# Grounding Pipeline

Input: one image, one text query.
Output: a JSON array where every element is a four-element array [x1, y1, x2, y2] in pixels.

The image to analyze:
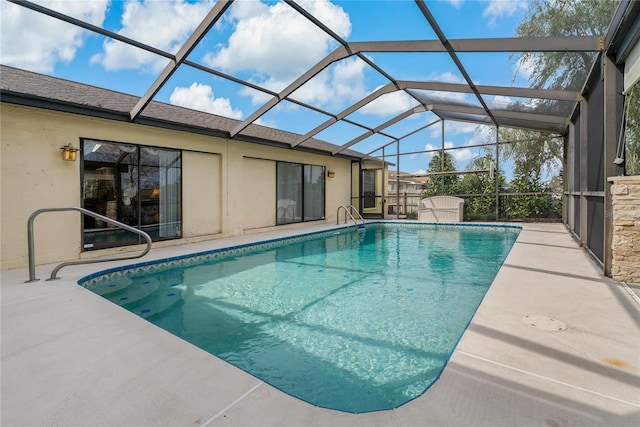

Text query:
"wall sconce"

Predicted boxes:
[[150, 188, 160, 198], [327, 170, 336, 178], [60, 143, 79, 161]]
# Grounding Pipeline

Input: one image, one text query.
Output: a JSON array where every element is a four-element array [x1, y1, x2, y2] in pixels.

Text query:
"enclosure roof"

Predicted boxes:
[[0, 0, 625, 159]]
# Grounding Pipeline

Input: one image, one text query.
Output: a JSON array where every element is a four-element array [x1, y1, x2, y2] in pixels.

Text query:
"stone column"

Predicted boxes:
[[608, 176, 640, 283]]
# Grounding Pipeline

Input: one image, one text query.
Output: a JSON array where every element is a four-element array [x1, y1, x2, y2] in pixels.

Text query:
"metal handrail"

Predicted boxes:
[[26, 207, 152, 282], [337, 205, 357, 228], [336, 205, 365, 229], [346, 205, 365, 227]]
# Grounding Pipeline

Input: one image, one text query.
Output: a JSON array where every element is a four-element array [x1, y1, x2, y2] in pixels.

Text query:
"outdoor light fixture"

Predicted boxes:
[[327, 170, 336, 178], [60, 143, 79, 161], [150, 188, 160, 198]]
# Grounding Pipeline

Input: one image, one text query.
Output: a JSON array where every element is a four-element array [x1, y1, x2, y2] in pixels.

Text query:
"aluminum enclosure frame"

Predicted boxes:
[[6, 0, 638, 276]]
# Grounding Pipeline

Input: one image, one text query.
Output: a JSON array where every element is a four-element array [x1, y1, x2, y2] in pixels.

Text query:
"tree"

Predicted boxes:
[[506, 157, 561, 219], [459, 155, 503, 221], [422, 151, 459, 197], [508, 0, 613, 183], [495, 0, 618, 218], [625, 82, 640, 175], [498, 128, 563, 181], [492, 128, 564, 219], [515, 0, 618, 90]]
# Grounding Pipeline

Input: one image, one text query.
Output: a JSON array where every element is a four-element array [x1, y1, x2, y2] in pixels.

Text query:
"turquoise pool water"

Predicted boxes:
[[82, 223, 519, 413]]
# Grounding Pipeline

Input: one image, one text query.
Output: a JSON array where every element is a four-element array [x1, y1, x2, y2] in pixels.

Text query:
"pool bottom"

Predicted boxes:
[[83, 223, 520, 413]]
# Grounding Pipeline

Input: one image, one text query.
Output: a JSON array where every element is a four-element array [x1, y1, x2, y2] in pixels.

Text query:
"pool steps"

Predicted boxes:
[[96, 277, 181, 320], [132, 290, 182, 319]]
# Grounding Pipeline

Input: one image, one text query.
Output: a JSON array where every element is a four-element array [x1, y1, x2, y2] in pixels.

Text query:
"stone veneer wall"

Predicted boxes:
[[609, 175, 640, 283]]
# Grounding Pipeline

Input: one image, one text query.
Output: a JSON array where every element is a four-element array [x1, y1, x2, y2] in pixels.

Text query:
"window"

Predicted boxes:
[[82, 139, 181, 250], [277, 162, 325, 225]]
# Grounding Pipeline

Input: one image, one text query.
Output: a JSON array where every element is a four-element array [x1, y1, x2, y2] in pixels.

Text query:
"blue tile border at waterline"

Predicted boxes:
[[78, 222, 521, 289]]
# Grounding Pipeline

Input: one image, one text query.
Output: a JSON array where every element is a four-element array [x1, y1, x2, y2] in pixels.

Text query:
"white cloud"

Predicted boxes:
[[463, 124, 496, 145], [254, 117, 275, 128], [424, 141, 474, 164], [429, 71, 465, 84], [422, 123, 497, 168], [513, 54, 536, 82], [1, 1, 107, 73], [169, 82, 243, 119], [203, 0, 354, 107], [490, 95, 513, 108], [358, 87, 418, 117], [451, 147, 474, 163], [482, 0, 528, 27], [448, 0, 464, 9], [430, 120, 481, 138], [420, 71, 473, 105], [239, 85, 273, 106], [91, 0, 214, 72], [424, 143, 440, 153], [289, 57, 367, 109]]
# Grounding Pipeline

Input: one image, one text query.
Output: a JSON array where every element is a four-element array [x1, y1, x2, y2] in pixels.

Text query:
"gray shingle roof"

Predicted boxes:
[[0, 65, 366, 159]]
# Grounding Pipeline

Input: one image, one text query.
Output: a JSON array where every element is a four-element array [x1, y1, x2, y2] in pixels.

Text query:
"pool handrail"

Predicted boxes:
[[337, 205, 365, 229], [26, 207, 152, 282]]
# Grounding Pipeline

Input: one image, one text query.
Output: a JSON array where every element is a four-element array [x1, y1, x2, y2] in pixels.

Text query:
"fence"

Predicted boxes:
[[387, 192, 422, 216], [386, 191, 562, 221]]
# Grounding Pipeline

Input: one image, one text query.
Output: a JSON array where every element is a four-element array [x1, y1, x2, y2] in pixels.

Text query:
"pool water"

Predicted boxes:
[[84, 223, 519, 413]]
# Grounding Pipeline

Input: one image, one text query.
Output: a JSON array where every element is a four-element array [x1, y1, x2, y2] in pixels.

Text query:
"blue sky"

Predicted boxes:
[[1, 0, 548, 176]]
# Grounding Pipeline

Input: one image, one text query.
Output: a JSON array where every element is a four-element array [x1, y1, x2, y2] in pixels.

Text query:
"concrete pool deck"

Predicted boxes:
[[1, 222, 639, 426]]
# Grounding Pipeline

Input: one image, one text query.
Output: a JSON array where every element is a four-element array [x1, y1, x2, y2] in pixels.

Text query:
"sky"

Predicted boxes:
[[1, 0, 551, 176]]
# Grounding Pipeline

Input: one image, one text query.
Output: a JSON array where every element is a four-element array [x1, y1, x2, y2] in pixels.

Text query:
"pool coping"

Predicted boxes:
[[2, 221, 639, 426]]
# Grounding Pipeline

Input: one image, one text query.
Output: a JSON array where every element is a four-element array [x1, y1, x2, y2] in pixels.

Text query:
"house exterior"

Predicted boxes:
[[386, 171, 428, 216], [0, 65, 386, 270]]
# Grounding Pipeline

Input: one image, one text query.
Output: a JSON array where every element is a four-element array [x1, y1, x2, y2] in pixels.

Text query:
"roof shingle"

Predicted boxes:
[[0, 65, 366, 159]]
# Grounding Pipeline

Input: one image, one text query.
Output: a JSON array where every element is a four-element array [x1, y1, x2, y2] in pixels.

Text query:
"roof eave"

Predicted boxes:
[[0, 90, 365, 161]]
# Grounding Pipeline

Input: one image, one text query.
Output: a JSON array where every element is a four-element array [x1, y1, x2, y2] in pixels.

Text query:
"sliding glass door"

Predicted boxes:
[[276, 162, 325, 225], [304, 164, 325, 221], [277, 162, 302, 225], [82, 139, 181, 250]]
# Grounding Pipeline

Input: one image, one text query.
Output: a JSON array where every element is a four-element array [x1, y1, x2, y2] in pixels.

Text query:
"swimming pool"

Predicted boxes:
[[81, 222, 520, 413]]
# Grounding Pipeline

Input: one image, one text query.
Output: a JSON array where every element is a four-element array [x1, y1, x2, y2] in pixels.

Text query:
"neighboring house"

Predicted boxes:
[[0, 65, 386, 270], [387, 171, 429, 215]]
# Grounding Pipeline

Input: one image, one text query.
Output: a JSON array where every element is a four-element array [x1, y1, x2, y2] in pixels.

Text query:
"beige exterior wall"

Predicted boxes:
[[1, 104, 354, 270], [608, 176, 640, 283], [182, 151, 222, 237], [242, 157, 276, 230]]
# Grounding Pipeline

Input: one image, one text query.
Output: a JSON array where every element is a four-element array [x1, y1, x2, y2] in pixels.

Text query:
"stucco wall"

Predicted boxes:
[[242, 157, 276, 230], [609, 175, 640, 283], [1, 104, 353, 269], [182, 151, 221, 237]]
